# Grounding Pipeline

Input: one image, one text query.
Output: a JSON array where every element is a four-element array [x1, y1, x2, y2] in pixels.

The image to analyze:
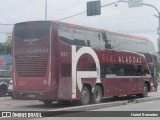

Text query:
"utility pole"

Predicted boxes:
[[87, 0, 160, 54], [127, 1, 160, 54], [45, 0, 47, 20], [107, 0, 160, 54], [156, 13, 160, 53]]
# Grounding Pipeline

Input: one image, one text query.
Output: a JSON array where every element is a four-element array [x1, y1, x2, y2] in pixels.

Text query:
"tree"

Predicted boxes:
[[0, 43, 5, 54], [157, 60, 160, 73], [4, 35, 12, 54]]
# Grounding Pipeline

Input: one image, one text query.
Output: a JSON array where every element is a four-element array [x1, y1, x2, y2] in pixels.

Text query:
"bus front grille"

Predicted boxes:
[[15, 55, 48, 77]]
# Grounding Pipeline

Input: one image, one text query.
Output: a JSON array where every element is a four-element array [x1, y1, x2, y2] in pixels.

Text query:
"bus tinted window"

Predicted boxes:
[[87, 30, 101, 48], [73, 28, 87, 46], [100, 63, 148, 78], [14, 22, 51, 40], [58, 25, 74, 44]]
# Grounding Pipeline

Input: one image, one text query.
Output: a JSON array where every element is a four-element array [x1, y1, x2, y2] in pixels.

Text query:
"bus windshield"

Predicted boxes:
[[14, 22, 51, 40]]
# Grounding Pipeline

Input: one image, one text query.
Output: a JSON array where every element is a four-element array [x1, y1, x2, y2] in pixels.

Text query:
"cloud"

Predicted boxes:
[[0, 0, 159, 51]]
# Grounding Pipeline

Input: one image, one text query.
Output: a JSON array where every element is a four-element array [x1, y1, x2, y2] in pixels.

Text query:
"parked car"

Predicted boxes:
[[0, 70, 12, 97], [0, 78, 11, 97], [8, 80, 14, 98]]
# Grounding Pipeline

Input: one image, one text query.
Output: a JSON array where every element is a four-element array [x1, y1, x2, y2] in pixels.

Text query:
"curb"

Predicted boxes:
[[132, 96, 160, 103], [42, 96, 160, 117], [52, 96, 160, 111], [52, 100, 129, 111]]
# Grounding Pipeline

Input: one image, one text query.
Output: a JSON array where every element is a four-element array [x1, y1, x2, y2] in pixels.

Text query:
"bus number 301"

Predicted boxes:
[[18, 81, 26, 86]]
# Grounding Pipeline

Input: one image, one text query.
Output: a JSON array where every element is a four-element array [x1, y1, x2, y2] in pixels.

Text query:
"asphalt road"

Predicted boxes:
[[32, 100, 160, 120], [0, 85, 159, 120], [0, 85, 159, 111], [1, 100, 160, 120], [94, 100, 160, 111]]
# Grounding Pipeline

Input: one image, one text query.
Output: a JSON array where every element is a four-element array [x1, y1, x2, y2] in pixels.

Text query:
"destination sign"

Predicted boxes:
[[101, 53, 142, 64]]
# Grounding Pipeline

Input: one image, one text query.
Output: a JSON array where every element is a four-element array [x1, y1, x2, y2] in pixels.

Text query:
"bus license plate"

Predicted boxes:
[[28, 95, 35, 97]]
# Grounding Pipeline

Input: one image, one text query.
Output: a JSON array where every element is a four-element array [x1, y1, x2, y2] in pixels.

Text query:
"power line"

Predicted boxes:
[[23, 0, 84, 21], [57, 11, 86, 21], [56, 1, 117, 21], [0, 23, 13, 26], [0, 32, 12, 34], [23, 0, 76, 14]]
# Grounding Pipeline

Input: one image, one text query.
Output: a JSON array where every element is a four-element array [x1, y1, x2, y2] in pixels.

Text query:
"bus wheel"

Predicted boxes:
[[92, 85, 102, 104], [42, 100, 53, 105], [137, 83, 148, 98], [0, 85, 8, 97], [80, 86, 90, 105]]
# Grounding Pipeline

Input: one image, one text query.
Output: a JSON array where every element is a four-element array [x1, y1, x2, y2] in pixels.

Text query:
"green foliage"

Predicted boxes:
[[0, 35, 12, 54], [4, 35, 12, 54], [157, 60, 160, 73]]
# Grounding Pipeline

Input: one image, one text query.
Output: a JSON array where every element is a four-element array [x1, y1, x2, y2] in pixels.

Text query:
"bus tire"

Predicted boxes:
[[138, 83, 148, 98], [0, 85, 8, 97], [92, 85, 102, 104], [80, 86, 90, 105], [42, 100, 53, 105]]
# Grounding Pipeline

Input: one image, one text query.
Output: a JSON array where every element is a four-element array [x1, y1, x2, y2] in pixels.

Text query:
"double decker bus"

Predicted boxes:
[[12, 21, 158, 105]]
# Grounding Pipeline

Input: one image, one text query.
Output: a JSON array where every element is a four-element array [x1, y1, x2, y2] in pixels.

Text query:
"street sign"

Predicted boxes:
[[87, 1, 101, 16], [129, 0, 143, 8]]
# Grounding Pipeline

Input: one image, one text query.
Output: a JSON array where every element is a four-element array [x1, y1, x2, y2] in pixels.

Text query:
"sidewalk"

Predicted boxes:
[[149, 83, 160, 97]]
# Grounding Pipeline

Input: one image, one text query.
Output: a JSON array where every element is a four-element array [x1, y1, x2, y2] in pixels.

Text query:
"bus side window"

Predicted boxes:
[[144, 69, 149, 75], [101, 32, 112, 49], [100, 64, 105, 78], [115, 64, 124, 76], [74, 39, 86, 46], [100, 64, 115, 78], [74, 28, 87, 46], [87, 40, 90, 47], [58, 25, 74, 45], [87, 30, 101, 48], [136, 65, 140, 76], [60, 36, 72, 45], [135, 65, 147, 76]]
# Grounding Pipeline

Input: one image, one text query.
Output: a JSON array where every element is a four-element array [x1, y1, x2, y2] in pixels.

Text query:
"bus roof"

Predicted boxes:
[[15, 20, 149, 42], [52, 20, 148, 41]]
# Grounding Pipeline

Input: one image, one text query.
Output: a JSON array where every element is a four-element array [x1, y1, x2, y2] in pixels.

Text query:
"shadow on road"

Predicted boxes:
[[20, 95, 144, 110]]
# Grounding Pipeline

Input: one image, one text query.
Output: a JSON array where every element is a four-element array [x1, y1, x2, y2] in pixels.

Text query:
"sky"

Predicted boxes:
[[0, 0, 160, 51]]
